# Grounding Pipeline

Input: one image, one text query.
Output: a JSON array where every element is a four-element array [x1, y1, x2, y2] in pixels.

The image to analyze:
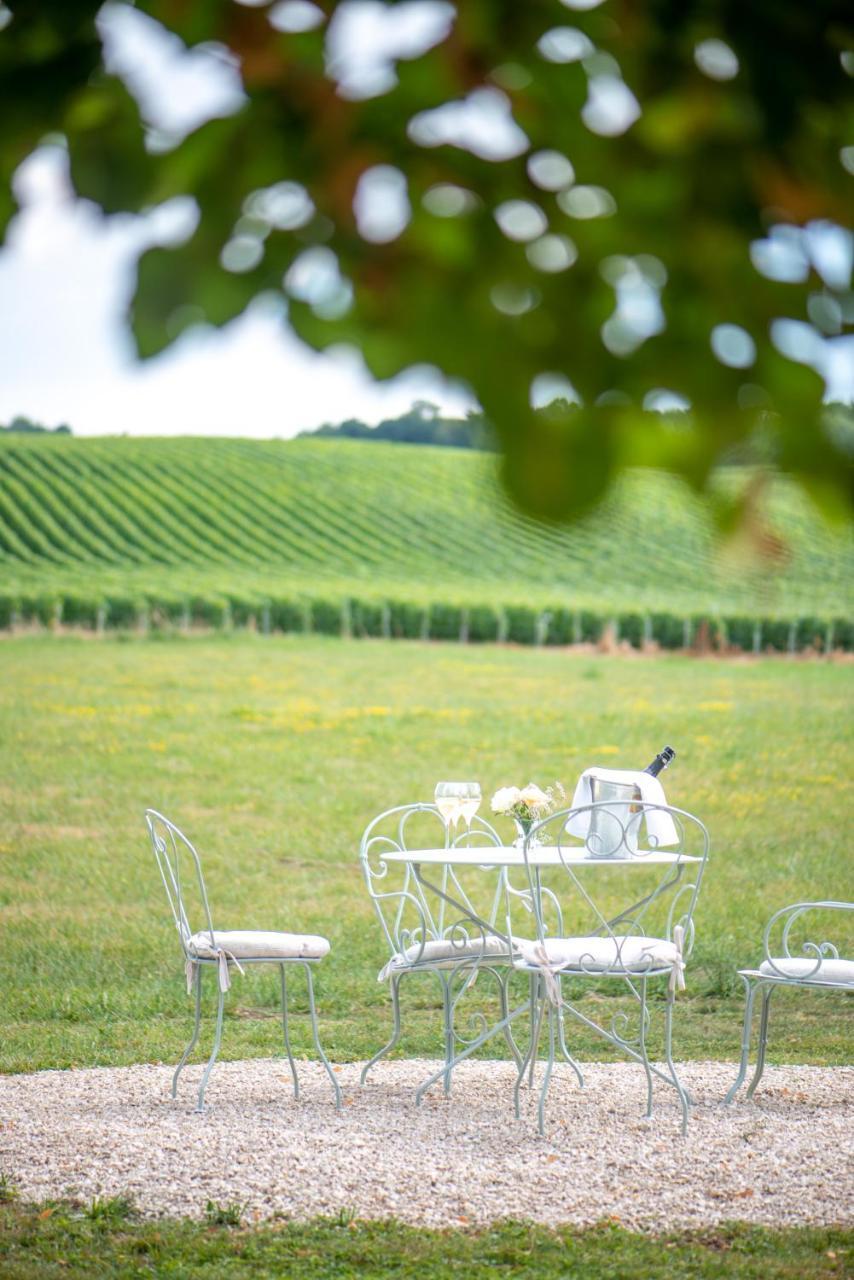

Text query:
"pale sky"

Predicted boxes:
[[0, 1, 474, 438], [0, 146, 474, 437], [0, 0, 850, 437]]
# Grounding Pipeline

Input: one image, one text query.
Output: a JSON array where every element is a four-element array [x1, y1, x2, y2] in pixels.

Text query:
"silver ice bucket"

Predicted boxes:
[[586, 777, 642, 857]]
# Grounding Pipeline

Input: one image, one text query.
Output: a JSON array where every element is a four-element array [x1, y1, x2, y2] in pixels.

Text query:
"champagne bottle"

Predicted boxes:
[[642, 745, 675, 777]]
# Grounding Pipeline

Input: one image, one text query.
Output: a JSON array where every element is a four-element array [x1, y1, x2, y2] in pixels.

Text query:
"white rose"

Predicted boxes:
[[520, 783, 549, 810], [491, 786, 521, 814]]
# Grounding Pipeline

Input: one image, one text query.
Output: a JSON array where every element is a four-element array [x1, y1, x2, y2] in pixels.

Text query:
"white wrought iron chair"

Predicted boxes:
[[145, 809, 341, 1112], [512, 799, 710, 1135], [725, 900, 853, 1104], [359, 804, 528, 1090]]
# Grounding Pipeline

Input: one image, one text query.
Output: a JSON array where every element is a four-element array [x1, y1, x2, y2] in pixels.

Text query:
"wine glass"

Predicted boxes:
[[434, 781, 481, 831], [458, 781, 482, 828]]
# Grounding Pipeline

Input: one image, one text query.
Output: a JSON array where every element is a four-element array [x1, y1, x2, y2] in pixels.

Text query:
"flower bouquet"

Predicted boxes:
[[490, 781, 565, 846]]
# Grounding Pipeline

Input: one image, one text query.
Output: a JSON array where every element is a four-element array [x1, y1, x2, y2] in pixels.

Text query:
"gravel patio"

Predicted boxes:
[[1, 1058, 851, 1230]]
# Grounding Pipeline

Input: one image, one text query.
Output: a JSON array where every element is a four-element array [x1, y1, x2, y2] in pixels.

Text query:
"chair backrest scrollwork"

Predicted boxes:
[[761, 901, 853, 982], [518, 801, 710, 959], [144, 809, 216, 956], [358, 803, 504, 962]]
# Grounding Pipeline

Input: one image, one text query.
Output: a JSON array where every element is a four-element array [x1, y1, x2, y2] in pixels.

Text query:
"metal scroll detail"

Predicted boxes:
[[145, 808, 217, 957], [724, 900, 852, 1106], [762, 900, 853, 981], [512, 800, 710, 1136], [358, 803, 520, 1088], [360, 804, 504, 966]]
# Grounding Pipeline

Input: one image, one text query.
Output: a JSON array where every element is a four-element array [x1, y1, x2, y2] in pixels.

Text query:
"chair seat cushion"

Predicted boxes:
[[378, 934, 515, 980], [758, 956, 854, 985], [187, 929, 330, 961], [517, 934, 680, 973]]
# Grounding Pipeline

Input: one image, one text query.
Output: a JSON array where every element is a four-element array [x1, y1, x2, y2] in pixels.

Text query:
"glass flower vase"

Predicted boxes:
[[513, 816, 539, 849]]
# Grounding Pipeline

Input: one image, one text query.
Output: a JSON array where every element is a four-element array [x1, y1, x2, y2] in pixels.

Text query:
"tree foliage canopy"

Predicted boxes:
[[303, 400, 494, 448], [1, 0, 852, 522]]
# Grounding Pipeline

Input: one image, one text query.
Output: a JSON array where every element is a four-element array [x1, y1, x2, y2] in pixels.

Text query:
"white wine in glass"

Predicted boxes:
[[434, 781, 481, 829], [459, 785, 482, 826]]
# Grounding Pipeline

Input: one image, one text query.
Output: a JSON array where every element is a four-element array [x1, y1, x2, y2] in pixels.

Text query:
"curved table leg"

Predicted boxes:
[[497, 968, 524, 1070], [415, 994, 532, 1107], [515, 975, 545, 1119], [537, 1000, 557, 1136], [528, 976, 546, 1089], [360, 975, 403, 1085]]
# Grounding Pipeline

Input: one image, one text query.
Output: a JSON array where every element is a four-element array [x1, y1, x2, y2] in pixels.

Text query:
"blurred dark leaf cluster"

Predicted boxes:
[[1, 0, 851, 524]]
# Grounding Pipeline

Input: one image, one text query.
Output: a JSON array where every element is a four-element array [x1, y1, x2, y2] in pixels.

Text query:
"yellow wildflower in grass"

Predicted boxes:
[[47, 704, 99, 717], [630, 698, 653, 712], [284, 717, 319, 733]]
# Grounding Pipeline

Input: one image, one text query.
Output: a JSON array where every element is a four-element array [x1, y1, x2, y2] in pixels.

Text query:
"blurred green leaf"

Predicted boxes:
[[1, 0, 851, 523]]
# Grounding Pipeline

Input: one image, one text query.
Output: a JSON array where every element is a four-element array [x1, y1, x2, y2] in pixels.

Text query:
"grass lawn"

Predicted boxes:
[[1, 634, 851, 1072], [2, 635, 851, 1274], [0, 1197, 849, 1279]]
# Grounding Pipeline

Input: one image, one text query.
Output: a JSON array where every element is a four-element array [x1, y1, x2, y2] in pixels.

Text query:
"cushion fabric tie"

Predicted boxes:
[[531, 942, 562, 1006], [185, 947, 246, 993], [216, 946, 246, 993], [670, 923, 686, 995]]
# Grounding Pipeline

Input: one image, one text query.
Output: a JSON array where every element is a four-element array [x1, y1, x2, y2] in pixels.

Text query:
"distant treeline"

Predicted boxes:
[[1, 416, 71, 435], [302, 401, 495, 450], [300, 400, 854, 459]]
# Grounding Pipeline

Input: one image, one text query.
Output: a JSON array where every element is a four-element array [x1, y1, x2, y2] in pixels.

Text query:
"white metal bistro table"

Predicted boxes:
[[383, 846, 698, 868], [382, 842, 702, 1105]]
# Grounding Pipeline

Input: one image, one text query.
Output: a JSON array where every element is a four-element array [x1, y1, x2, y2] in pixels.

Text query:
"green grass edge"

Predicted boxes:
[[0, 1195, 850, 1279]]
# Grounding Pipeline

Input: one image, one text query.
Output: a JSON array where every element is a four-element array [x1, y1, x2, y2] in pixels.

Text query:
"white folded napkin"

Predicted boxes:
[[566, 767, 679, 847]]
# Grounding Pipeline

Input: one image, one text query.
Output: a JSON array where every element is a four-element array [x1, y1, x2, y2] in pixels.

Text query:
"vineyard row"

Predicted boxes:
[[1, 590, 850, 653]]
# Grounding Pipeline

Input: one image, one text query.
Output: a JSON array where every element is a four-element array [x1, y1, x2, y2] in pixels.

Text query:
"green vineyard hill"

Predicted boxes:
[[0, 434, 850, 650]]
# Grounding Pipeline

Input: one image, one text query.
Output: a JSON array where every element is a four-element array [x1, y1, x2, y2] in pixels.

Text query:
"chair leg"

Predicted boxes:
[[746, 985, 775, 1100], [663, 989, 690, 1137], [195, 982, 225, 1113], [441, 975, 453, 1096], [280, 964, 299, 1100], [498, 969, 524, 1071], [724, 975, 759, 1105], [537, 1000, 557, 1136], [528, 975, 545, 1088], [515, 974, 537, 1096], [515, 975, 544, 1119], [360, 975, 402, 1085], [303, 963, 342, 1110], [556, 977, 585, 1089], [172, 963, 203, 1098], [638, 977, 654, 1119]]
